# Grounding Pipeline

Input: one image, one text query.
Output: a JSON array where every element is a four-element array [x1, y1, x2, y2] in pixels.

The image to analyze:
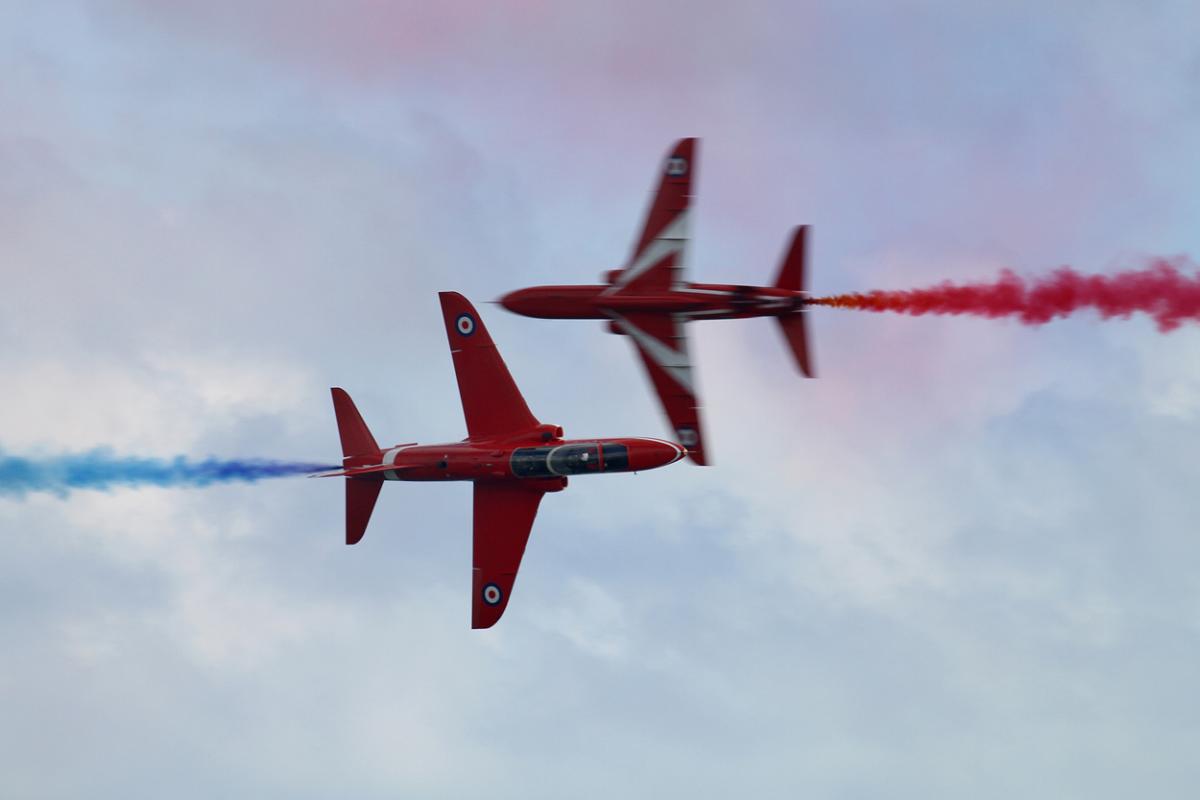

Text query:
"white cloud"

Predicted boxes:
[[0, 353, 318, 453], [1131, 330, 1200, 420], [531, 576, 631, 661]]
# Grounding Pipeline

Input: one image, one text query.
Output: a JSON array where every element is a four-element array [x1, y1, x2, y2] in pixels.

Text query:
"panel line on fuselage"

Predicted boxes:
[[681, 287, 733, 296]]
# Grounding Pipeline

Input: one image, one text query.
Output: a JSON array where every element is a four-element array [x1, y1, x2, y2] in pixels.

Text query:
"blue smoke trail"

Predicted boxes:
[[0, 448, 338, 498]]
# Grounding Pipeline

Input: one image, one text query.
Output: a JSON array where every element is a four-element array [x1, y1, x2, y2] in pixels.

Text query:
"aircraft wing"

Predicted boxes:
[[472, 482, 545, 629], [609, 311, 707, 465], [605, 138, 695, 296], [439, 292, 540, 440]]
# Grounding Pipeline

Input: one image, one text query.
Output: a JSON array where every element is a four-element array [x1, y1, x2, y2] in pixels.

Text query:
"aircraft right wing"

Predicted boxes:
[[608, 310, 707, 465], [605, 138, 696, 296], [472, 482, 545, 629]]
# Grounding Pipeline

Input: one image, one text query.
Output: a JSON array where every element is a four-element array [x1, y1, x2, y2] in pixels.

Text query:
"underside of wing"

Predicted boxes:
[[472, 482, 546, 629], [439, 292, 540, 440], [610, 311, 708, 465], [606, 138, 695, 296]]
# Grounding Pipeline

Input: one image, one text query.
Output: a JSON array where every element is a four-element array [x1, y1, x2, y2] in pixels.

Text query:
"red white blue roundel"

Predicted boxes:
[[456, 313, 476, 336], [482, 583, 503, 606], [676, 426, 699, 447]]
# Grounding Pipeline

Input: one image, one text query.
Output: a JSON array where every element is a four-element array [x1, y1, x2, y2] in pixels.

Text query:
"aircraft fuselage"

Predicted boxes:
[[500, 282, 808, 321], [342, 436, 685, 483]]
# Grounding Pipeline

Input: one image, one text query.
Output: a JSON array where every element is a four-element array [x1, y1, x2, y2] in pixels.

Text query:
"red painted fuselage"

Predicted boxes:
[[500, 282, 807, 322], [342, 435, 684, 484]]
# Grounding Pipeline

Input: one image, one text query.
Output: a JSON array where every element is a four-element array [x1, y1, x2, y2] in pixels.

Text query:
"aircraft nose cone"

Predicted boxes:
[[627, 438, 686, 471], [498, 288, 534, 315]]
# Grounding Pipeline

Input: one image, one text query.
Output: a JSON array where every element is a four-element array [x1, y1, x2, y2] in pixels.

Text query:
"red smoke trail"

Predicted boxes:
[[809, 258, 1200, 332]]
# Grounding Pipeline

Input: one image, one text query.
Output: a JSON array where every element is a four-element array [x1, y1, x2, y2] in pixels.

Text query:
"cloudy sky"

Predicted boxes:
[[3, 1, 1200, 796]]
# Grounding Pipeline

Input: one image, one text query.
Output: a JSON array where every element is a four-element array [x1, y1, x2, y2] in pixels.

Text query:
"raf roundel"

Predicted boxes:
[[482, 583, 504, 606], [455, 313, 477, 337], [665, 156, 688, 177]]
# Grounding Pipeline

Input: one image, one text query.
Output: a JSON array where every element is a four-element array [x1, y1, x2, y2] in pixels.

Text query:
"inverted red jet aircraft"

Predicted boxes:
[[500, 138, 814, 465], [318, 292, 685, 628]]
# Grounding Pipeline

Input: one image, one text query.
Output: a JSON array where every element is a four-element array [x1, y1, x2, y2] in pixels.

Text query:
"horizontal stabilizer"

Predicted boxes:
[[346, 477, 383, 545], [773, 226, 815, 377], [777, 314, 815, 378], [329, 388, 387, 544], [773, 225, 808, 292], [331, 388, 380, 458]]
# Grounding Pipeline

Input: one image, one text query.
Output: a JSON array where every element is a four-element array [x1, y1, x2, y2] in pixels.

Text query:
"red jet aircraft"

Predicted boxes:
[[499, 138, 814, 465], [318, 292, 685, 628]]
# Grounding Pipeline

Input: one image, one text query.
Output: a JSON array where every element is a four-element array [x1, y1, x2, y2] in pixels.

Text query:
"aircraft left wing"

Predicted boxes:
[[608, 311, 707, 465], [439, 291, 540, 440], [472, 482, 545, 629], [604, 138, 695, 296]]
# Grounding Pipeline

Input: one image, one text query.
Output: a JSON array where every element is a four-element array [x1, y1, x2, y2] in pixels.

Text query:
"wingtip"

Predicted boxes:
[[472, 601, 504, 629], [438, 290, 479, 312], [670, 137, 698, 160]]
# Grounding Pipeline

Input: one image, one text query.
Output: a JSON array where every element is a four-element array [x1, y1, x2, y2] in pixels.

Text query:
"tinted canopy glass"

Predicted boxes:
[[511, 443, 630, 478], [547, 444, 601, 475]]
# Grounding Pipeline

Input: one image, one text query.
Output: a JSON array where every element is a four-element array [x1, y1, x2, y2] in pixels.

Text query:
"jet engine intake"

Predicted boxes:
[[534, 423, 564, 442]]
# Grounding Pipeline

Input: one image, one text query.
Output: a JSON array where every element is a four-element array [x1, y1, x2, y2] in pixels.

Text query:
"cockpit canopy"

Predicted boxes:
[[511, 443, 630, 477]]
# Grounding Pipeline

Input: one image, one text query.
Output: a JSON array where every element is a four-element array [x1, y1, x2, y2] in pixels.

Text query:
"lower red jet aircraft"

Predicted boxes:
[[499, 138, 814, 465], [318, 292, 685, 628]]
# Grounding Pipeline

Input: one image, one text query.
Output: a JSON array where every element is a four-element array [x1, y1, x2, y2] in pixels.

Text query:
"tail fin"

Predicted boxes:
[[330, 388, 384, 545], [773, 227, 816, 378]]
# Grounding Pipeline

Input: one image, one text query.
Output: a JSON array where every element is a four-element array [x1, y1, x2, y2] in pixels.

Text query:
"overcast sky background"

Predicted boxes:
[[3, 1, 1200, 797]]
